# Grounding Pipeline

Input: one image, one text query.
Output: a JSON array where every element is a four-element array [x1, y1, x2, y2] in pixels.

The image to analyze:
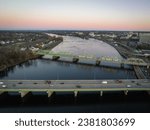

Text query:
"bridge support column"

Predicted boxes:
[[96, 60, 101, 66], [124, 90, 128, 95], [72, 57, 79, 63], [19, 91, 31, 102], [47, 91, 53, 98], [19, 91, 29, 98], [147, 66, 149, 69], [100, 91, 103, 96], [120, 63, 124, 68], [52, 56, 60, 61], [74, 91, 78, 97], [74, 91, 78, 103]]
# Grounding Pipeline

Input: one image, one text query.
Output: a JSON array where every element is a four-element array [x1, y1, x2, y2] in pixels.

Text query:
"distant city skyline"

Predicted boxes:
[[0, 0, 150, 31]]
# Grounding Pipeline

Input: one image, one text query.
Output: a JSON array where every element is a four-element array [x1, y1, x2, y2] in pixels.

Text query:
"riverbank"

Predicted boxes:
[[0, 32, 63, 72], [0, 54, 41, 72]]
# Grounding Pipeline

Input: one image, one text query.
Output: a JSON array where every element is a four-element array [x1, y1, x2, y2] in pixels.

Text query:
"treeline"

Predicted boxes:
[[71, 33, 89, 39], [0, 46, 36, 71]]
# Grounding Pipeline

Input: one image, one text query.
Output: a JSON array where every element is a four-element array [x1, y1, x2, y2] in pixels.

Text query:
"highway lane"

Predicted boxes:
[[0, 80, 150, 91]]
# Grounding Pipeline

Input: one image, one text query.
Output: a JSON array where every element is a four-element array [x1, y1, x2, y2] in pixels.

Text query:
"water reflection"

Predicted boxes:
[[0, 59, 137, 80]]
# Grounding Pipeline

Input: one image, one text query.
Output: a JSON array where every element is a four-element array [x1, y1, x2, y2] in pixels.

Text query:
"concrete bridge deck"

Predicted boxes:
[[0, 80, 150, 97]]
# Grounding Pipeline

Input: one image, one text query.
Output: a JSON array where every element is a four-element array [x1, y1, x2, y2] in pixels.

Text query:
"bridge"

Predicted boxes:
[[36, 50, 150, 68], [0, 79, 150, 98]]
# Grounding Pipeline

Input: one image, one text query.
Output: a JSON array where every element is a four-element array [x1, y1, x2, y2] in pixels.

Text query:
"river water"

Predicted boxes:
[[0, 35, 136, 80], [51, 35, 122, 58]]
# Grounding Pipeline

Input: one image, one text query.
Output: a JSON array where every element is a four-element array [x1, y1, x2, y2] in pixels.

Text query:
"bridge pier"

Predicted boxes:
[[19, 91, 32, 102], [52, 56, 60, 61], [96, 60, 101, 66], [74, 91, 78, 103], [19, 91, 30, 98], [74, 91, 78, 97], [100, 91, 103, 96], [47, 91, 53, 98], [124, 90, 128, 95], [72, 57, 79, 63], [120, 63, 124, 68]]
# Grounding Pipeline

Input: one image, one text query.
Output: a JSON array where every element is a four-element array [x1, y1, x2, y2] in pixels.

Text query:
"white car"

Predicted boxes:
[[0, 82, 4, 85], [127, 85, 131, 87], [2, 85, 7, 88], [102, 81, 108, 84]]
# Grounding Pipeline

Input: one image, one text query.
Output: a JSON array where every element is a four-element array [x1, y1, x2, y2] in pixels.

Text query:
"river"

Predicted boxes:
[[0, 35, 136, 80]]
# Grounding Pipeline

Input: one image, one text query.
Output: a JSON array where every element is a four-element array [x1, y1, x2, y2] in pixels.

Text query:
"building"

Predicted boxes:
[[139, 33, 150, 44], [127, 33, 140, 47]]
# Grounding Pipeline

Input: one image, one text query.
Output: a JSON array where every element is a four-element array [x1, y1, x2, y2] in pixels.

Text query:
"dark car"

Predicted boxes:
[[46, 80, 51, 84]]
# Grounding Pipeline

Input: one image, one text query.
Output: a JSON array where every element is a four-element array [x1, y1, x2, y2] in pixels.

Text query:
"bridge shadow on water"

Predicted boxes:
[[0, 91, 149, 113]]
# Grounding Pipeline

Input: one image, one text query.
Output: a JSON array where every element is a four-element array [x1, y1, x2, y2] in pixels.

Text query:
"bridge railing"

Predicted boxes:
[[36, 50, 150, 66]]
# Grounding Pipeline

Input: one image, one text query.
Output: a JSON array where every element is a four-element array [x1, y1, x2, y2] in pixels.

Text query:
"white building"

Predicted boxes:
[[20, 48, 27, 51], [0, 41, 5, 45], [30, 47, 39, 52]]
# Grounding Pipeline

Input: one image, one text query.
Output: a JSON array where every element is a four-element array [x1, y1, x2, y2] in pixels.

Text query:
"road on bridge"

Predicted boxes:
[[0, 80, 150, 92]]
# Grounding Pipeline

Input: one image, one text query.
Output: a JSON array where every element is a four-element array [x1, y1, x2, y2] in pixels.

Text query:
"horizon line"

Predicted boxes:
[[0, 29, 150, 32]]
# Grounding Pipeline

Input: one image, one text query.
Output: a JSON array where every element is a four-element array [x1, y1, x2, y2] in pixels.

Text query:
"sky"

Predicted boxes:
[[0, 0, 150, 31]]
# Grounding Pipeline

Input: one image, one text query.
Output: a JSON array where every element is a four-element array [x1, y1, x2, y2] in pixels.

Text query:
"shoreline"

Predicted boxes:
[[93, 37, 128, 59], [0, 54, 41, 72]]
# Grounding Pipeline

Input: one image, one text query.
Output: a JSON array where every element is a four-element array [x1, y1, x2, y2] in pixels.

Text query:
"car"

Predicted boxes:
[[102, 81, 108, 84], [115, 80, 122, 83], [127, 84, 131, 87], [2, 85, 7, 88], [76, 85, 81, 88], [50, 84, 54, 87], [0, 82, 4, 85], [46, 80, 51, 84], [136, 83, 141, 86]]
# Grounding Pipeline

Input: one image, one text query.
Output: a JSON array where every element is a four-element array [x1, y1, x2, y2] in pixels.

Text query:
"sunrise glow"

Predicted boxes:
[[0, 0, 150, 31]]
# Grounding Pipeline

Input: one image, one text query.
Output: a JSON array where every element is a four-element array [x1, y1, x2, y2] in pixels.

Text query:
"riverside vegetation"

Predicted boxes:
[[0, 32, 63, 71]]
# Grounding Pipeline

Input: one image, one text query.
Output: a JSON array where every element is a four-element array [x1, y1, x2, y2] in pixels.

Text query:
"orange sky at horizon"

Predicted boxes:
[[0, 0, 150, 31], [1, 17, 149, 31]]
